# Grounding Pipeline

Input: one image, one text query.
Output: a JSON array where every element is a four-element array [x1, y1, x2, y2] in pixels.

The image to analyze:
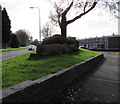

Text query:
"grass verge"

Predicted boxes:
[[0, 47, 27, 52], [2, 48, 100, 89]]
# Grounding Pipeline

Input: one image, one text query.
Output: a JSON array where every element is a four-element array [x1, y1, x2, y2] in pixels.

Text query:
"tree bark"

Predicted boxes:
[[61, 22, 67, 37], [60, 14, 67, 37]]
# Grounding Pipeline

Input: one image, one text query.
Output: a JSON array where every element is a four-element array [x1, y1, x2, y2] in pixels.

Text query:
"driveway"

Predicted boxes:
[[50, 52, 119, 103], [1, 49, 29, 61]]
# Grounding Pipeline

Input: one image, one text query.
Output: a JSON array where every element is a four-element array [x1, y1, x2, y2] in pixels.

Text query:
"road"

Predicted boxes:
[[50, 52, 119, 103], [1, 49, 29, 61]]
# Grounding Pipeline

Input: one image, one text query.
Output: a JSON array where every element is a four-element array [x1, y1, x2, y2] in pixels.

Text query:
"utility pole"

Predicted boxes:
[[30, 7, 41, 43]]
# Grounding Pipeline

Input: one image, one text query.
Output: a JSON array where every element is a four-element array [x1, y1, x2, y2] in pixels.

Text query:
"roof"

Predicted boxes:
[[79, 35, 120, 40]]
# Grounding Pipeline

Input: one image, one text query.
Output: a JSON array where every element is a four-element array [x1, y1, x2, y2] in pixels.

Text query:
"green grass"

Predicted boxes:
[[2, 48, 100, 89], [0, 47, 27, 52]]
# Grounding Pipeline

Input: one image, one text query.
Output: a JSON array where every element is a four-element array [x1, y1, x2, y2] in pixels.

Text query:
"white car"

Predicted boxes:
[[28, 45, 35, 51]]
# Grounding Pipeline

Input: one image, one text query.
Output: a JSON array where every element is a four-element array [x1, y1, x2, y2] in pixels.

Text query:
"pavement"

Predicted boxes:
[[50, 52, 119, 103], [1, 49, 29, 61]]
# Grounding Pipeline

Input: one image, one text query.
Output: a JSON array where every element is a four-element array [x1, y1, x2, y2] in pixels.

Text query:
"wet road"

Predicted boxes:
[[1, 49, 28, 61], [50, 52, 119, 103]]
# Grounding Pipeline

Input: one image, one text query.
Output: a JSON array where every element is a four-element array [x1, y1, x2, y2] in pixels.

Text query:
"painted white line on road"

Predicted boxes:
[[90, 77, 120, 84]]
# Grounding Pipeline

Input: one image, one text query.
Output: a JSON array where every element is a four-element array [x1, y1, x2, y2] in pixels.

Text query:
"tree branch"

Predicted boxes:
[[62, 1, 74, 15], [84, 2, 88, 12], [58, 14, 61, 27], [67, 2, 98, 24], [55, 7, 61, 27]]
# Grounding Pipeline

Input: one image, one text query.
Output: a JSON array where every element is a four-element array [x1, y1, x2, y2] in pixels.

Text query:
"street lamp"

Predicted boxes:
[[30, 7, 41, 42]]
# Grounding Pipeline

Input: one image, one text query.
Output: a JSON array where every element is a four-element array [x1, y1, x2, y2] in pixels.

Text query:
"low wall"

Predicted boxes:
[[2, 54, 104, 103], [85, 48, 120, 52]]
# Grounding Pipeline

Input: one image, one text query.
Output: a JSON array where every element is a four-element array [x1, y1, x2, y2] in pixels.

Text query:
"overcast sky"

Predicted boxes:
[[0, 0, 118, 40]]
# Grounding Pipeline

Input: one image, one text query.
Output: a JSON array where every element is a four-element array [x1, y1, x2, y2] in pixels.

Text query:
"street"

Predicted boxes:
[[50, 52, 119, 103], [1, 49, 29, 61]]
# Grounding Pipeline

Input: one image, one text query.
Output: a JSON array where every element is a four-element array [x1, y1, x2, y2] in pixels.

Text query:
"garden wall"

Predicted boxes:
[[2, 54, 104, 103]]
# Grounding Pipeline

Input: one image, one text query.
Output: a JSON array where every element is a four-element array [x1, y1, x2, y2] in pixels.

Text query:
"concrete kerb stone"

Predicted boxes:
[[2, 53, 104, 103], [2, 80, 35, 98]]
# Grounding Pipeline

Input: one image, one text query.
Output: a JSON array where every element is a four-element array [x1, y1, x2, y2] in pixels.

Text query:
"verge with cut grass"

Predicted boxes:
[[0, 47, 27, 52], [2, 48, 100, 89]]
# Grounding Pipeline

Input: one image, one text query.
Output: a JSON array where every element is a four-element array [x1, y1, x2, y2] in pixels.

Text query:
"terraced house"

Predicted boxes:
[[79, 34, 120, 51]]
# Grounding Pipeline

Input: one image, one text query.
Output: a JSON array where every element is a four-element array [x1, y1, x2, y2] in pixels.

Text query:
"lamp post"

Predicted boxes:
[[30, 7, 41, 42]]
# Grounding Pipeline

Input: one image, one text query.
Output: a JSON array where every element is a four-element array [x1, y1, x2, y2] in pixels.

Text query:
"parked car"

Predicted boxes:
[[28, 45, 35, 51]]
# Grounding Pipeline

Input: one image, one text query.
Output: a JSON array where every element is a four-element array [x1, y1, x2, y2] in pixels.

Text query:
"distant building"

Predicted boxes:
[[79, 34, 120, 51]]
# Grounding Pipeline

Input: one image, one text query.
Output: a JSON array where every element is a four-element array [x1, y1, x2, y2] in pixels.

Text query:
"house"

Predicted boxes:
[[79, 34, 120, 51]]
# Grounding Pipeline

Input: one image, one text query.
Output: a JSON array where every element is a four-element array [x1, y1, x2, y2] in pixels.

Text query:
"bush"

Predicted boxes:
[[31, 39, 39, 46], [36, 43, 79, 56], [37, 44, 71, 56], [37, 35, 79, 56], [10, 34, 19, 48], [42, 35, 79, 48]]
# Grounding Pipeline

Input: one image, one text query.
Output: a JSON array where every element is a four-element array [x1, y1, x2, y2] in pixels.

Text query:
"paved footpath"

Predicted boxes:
[[50, 52, 119, 103]]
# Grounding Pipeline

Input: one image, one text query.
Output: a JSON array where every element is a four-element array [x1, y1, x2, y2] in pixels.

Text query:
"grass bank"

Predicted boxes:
[[2, 48, 100, 89], [0, 47, 27, 52]]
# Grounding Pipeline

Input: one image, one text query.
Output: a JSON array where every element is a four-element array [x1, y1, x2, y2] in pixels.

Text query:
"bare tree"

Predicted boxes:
[[42, 22, 55, 39], [49, 0, 119, 37]]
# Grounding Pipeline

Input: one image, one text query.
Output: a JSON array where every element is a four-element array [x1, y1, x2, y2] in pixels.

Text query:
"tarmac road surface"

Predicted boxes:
[[1, 49, 29, 61], [50, 52, 119, 103]]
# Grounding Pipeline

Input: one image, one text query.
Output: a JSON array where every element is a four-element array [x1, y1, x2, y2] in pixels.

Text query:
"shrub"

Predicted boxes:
[[31, 39, 39, 46], [36, 44, 70, 56], [37, 35, 79, 56], [36, 43, 79, 56], [42, 34, 79, 48]]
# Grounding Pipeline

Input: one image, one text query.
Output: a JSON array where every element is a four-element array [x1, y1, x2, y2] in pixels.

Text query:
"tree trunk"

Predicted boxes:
[[60, 14, 67, 37], [61, 23, 67, 37]]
